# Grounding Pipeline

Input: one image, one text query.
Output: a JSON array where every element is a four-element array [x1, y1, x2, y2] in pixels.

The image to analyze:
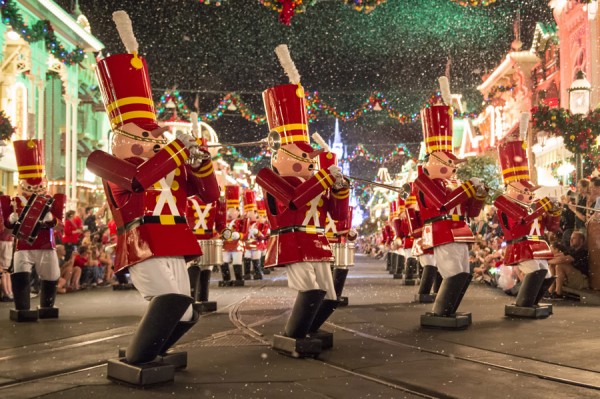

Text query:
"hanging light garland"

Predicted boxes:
[[0, 0, 85, 65], [449, 0, 498, 6]]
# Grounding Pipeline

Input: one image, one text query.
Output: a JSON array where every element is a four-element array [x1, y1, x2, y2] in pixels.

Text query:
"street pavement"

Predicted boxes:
[[0, 254, 599, 399]]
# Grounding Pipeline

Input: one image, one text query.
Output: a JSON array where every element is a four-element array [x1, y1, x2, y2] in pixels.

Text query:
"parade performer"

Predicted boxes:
[[186, 112, 225, 313], [0, 139, 66, 322], [86, 11, 220, 385], [242, 189, 264, 280], [256, 44, 348, 356], [414, 77, 488, 329], [494, 113, 561, 318], [0, 217, 13, 302], [220, 185, 246, 286], [317, 145, 353, 307], [382, 219, 395, 273], [256, 199, 271, 275], [393, 196, 419, 285], [407, 175, 441, 303]]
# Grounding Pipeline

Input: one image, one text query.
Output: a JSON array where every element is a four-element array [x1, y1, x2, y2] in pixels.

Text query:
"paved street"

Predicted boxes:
[[1, 254, 599, 399]]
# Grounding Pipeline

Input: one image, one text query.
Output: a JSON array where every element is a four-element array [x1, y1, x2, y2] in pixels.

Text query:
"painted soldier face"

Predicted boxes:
[[227, 207, 240, 221], [19, 178, 47, 196], [424, 151, 459, 179], [247, 210, 258, 222], [272, 143, 320, 180], [506, 181, 536, 204], [111, 122, 169, 160]]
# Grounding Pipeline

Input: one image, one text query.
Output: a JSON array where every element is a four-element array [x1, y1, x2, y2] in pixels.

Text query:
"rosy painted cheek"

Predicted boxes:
[[292, 163, 302, 172], [131, 144, 144, 155], [517, 194, 524, 201], [440, 167, 448, 175]]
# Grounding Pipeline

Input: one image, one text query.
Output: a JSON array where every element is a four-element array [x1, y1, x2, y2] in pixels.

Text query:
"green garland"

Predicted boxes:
[[0, 0, 85, 65], [532, 105, 600, 156], [0, 110, 15, 141]]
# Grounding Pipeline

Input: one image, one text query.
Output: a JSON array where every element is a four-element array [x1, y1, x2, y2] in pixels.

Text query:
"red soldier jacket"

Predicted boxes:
[[223, 217, 247, 252], [86, 139, 220, 272], [256, 167, 348, 267], [186, 196, 225, 240], [494, 195, 561, 265], [323, 190, 351, 245], [0, 193, 66, 251], [414, 174, 485, 249], [245, 220, 262, 250], [255, 221, 270, 251]]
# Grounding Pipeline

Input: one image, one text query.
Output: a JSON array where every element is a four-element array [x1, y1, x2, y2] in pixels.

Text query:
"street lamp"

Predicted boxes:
[[568, 70, 591, 181]]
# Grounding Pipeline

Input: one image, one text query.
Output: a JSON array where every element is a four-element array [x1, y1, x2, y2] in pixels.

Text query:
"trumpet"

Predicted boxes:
[[187, 131, 282, 164], [343, 175, 409, 196]]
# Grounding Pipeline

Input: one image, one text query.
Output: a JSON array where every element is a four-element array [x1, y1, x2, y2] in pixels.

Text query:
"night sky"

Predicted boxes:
[[57, 0, 553, 177]]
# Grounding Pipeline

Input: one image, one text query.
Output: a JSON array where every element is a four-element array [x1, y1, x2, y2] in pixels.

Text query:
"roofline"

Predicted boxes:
[[477, 55, 515, 93], [19, 0, 104, 52]]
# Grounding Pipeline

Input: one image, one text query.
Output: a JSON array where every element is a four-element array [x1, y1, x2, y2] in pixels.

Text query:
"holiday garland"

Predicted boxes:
[[450, 0, 497, 6], [531, 105, 600, 155], [0, 0, 85, 65], [0, 110, 15, 141]]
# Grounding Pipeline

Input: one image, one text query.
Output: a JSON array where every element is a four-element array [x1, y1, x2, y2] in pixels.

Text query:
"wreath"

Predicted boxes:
[[532, 105, 600, 155], [0, 111, 15, 142]]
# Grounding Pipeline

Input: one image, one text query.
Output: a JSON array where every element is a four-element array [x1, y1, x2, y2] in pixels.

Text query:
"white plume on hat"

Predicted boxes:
[[519, 112, 530, 140], [311, 132, 330, 151], [275, 44, 300, 85], [190, 112, 199, 137], [438, 76, 452, 105], [113, 11, 139, 54]]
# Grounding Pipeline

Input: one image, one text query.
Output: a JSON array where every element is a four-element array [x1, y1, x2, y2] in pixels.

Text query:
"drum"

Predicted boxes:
[[13, 194, 55, 245], [332, 243, 354, 267], [199, 239, 223, 266]]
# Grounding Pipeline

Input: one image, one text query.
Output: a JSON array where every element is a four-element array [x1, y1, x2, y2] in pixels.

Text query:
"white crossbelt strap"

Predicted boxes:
[[324, 212, 337, 234], [152, 171, 180, 217], [529, 218, 541, 236], [302, 194, 322, 226], [190, 198, 211, 230], [449, 204, 462, 216]]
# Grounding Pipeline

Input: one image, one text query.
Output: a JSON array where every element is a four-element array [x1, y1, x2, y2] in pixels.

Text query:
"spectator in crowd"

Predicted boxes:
[[560, 190, 577, 247], [548, 231, 589, 298], [56, 245, 79, 293], [0, 222, 13, 302], [63, 210, 82, 261], [589, 177, 600, 212], [570, 178, 590, 231], [74, 246, 95, 288], [83, 207, 97, 234]]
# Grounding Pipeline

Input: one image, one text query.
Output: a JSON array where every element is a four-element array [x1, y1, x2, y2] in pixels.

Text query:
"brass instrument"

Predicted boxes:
[[188, 131, 281, 164]]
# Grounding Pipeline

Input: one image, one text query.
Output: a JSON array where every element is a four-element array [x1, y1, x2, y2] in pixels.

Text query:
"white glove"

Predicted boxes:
[[43, 212, 54, 223], [231, 231, 241, 241], [250, 228, 259, 236], [175, 131, 198, 150], [8, 212, 19, 224], [328, 165, 344, 183], [469, 177, 483, 188]]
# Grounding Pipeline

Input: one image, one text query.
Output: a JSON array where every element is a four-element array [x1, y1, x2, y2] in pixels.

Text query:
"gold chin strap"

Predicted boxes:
[[279, 147, 318, 164], [430, 153, 455, 168], [114, 128, 168, 144]]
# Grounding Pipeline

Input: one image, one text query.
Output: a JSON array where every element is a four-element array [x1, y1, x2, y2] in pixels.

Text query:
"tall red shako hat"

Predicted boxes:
[[262, 45, 314, 154], [243, 189, 257, 213], [14, 139, 45, 185], [498, 112, 539, 191], [421, 77, 463, 163], [95, 11, 161, 133], [225, 185, 241, 210]]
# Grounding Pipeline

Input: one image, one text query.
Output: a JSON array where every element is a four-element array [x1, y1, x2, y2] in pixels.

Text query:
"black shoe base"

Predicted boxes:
[[107, 358, 175, 386], [414, 293, 436, 304], [393, 274, 403, 280], [243, 274, 252, 280], [194, 301, 217, 313], [308, 330, 333, 350], [403, 279, 417, 286], [231, 280, 245, 287], [338, 296, 349, 307], [272, 334, 322, 358], [38, 306, 59, 319], [263, 269, 271, 275], [420, 312, 472, 329], [10, 308, 38, 322], [505, 304, 551, 319], [218, 281, 232, 287], [159, 351, 187, 369]]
